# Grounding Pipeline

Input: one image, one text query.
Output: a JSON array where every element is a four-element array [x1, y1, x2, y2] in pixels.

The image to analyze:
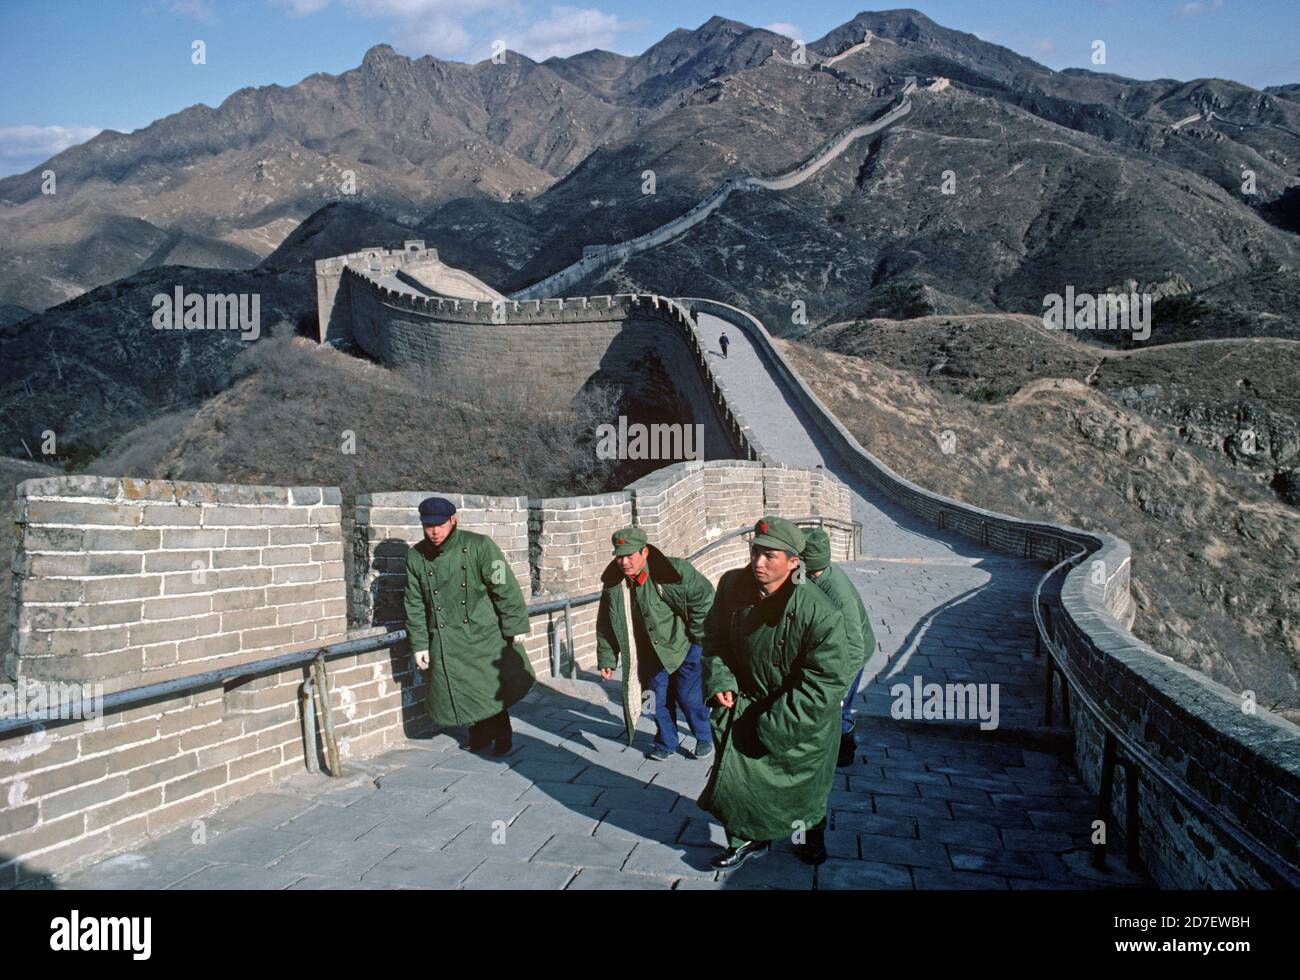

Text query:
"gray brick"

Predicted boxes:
[[360, 847, 483, 888], [533, 833, 638, 870], [273, 839, 396, 879], [857, 833, 951, 869], [281, 804, 388, 842], [461, 859, 575, 890], [191, 826, 310, 867], [949, 847, 1045, 879], [167, 865, 304, 890], [912, 868, 1010, 890], [566, 867, 674, 890], [817, 858, 912, 889], [622, 840, 717, 879]]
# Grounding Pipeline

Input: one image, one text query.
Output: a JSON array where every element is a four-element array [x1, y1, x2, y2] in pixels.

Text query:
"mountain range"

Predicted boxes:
[[2, 9, 1297, 325]]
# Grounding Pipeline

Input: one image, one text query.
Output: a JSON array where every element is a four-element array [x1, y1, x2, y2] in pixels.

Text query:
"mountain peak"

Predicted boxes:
[[361, 43, 405, 68], [697, 15, 751, 35]]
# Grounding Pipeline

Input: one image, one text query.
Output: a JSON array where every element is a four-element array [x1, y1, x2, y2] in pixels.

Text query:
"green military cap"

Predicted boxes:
[[611, 526, 647, 557], [801, 527, 832, 572], [751, 515, 805, 555]]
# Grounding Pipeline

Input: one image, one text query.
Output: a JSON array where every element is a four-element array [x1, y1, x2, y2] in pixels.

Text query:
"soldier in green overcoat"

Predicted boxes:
[[403, 497, 533, 755], [799, 527, 877, 863], [802, 527, 876, 767], [698, 516, 854, 870], [594, 527, 716, 757]]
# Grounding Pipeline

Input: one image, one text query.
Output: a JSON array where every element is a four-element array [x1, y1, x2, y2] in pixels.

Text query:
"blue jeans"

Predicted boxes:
[[643, 643, 712, 752], [842, 666, 865, 735]]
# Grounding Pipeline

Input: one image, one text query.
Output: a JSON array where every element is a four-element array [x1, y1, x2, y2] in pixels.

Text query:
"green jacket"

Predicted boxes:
[[697, 568, 853, 842], [808, 562, 875, 673], [403, 526, 534, 727], [595, 545, 715, 743]]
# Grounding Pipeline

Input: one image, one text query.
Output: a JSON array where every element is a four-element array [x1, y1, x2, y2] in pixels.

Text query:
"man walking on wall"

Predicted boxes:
[[595, 527, 716, 760], [698, 516, 853, 870], [404, 497, 533, 755]]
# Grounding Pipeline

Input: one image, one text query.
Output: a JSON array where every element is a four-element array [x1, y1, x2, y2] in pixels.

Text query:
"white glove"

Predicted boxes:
[[412, 648, 429, 670]]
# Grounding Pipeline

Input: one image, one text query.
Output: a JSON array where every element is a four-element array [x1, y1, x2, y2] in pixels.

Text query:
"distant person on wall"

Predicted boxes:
[[404, 497, 533, 756], [719, 331, 730, 358], [801, 528, 875, 773], [698, 517, 853, 870], [595, 527, 716, 760]]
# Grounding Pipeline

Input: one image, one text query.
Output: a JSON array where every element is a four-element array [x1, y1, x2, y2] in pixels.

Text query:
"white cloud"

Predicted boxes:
[[0, 125, 104, 177], [1177, 0, 1225, 17], [165, 0, 215, 19], [290, 0, 636, 61], [762, 22, 803, 41], [272, 0, 331, 15], [344, 0, 509, 17], [0, 125, 104, 162], [398, 16, 474, 58], [499, 6, 632, 60]]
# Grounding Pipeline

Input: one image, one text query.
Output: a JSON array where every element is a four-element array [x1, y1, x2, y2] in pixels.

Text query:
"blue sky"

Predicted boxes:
[[1, 0, 1297, 177]]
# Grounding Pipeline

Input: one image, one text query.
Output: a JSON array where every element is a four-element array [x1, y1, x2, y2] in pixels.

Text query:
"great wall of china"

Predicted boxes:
[[2, 74, 1296, 891]]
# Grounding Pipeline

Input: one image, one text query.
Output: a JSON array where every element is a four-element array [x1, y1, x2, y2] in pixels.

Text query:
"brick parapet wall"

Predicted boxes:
[[9, 477, 346, 694], [336, 270, 765, 465]]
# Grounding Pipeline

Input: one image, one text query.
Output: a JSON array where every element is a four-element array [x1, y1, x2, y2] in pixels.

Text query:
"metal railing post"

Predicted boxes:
[[299, 678, 319, 774], [312, 654, 342, 777], [564, 601, 576, 679]]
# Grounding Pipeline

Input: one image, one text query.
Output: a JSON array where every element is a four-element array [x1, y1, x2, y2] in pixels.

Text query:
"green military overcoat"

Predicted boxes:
[[402, 525, 534, 727], [697, 569, 853, 841], [595, 545, 715, 743], [810, 562, 876, 674]]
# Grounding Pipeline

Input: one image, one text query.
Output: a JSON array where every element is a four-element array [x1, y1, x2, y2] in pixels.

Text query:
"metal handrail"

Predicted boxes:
[[1032, 551, 1300, 887], [0, 515, 860, 736]]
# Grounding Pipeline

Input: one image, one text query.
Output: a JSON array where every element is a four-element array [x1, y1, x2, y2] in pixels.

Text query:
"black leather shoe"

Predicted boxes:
[[466, 732, 492, 752], [837, 731, 856, 767], [711, 839, 769, 870], [492, 735, 512, 756]]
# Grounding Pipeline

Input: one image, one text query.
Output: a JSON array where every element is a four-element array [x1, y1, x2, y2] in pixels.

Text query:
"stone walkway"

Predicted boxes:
[[56, 681, 1139, 890], [696, 310, 1061, 730], [50, 309, 1153, 890]]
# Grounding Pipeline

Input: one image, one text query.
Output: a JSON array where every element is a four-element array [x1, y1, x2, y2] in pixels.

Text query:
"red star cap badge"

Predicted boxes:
[[758, 521, 768, 533], [616, 537, 626, 544]]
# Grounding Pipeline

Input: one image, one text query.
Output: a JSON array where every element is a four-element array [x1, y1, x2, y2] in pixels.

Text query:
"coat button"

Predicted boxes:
[[438, 624, 445, 630], [463, 618, 468, 624], [462, 547, 467, 553], [461, 564, 466, 570], [461, 599, 466, 604], [433, 590, 438, 595]]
